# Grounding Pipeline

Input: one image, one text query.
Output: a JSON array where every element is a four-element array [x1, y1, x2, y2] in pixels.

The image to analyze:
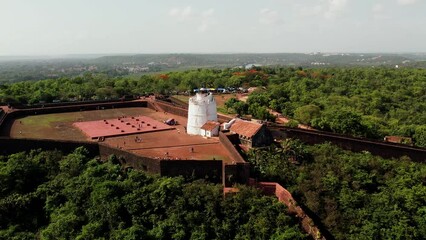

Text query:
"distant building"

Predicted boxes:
[[200, 121, 220, 137], [226, 119, 273, 148], [245, 63, 262, 69]]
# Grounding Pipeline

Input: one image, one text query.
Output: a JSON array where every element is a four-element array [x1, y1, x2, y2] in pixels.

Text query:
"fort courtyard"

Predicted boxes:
[[7, 107, 237, 164]]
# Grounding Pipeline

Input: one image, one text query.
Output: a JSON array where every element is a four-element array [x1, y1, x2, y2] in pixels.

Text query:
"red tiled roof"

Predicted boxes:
[[201, 121, 220, 131], [384, 136, 412, 144], [229, 120, 262, 138]]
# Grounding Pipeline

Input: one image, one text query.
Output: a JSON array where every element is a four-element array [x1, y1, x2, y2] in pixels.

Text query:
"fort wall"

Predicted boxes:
[[160, 160, 222, 183], [218, 132, 246, 163], [8, 99, 140, 109], [151, 98, 426, 162], [168, 96, 188, 108], [223, 163, 250, 187], [277, 127, 426, 162], [98, 143, 162, 173], [0, 136, 223, 181], [2, 100, 425, 164], [249, 179, 326, 240], [0, 137, 100, 158], [0, 100, 227, 183], [6, 100, 146, 115], [219, 131, 250, 187], [0, 109, 5, 126], [149, 100, 189, 118]]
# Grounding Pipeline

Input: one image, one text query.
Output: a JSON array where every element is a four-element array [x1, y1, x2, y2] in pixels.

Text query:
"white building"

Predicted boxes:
[[187, 93, 217, 135], [200, 121, 220, 137]]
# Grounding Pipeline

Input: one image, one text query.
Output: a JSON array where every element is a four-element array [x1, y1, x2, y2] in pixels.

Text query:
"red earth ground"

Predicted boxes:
[[9, 107, 240, 164], [73, 116, 174, 139]]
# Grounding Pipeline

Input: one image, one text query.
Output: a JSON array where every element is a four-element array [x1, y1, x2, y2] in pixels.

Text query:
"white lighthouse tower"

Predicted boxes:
[[187, 92, 217, 135]]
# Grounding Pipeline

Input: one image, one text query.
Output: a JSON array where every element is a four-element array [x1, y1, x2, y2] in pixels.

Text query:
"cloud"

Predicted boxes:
[[372, 3, 391, 20], [397, 0, 418, 5], [202, 8, 214, 17], [198, 9, 215, 32], [200, 9, 216, 32], [198, 23, 208, 32], [295, 0, 347, 19], [169, 6, 215, 32], [259, 8, 283, 25], [298, 4, 323, 17], [323, 0, 348, 19], [169, 6, 193, 21], [372, 3, 383, 13]]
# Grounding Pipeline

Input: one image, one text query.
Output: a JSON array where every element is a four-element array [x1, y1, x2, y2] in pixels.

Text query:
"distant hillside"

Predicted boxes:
[[1, 53, 426, 82], [407, 60, 426, 68], [90, 53, 423, 68]]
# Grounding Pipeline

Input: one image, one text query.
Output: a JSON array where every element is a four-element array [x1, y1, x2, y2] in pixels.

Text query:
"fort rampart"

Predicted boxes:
[[4, 98, 424, 163], [218, 132, 246, 163], [168, 96, 188, 108], [276, 127, 426, 162], [98, 143, 162, 173], [7, 99, 136, 109], [160, 160, 222, 183], [0, 137, 100, 158], [149, 100, 189, 118], [0, 136, 223, 181], [248, 179, 326, 240], [0, 109, 5, 126], [144, 99, 426, 163], [0, 100, 227, 181], [218, 131, 250, 186]]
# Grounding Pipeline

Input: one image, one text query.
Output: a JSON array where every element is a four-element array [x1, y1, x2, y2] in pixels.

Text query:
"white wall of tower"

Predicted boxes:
[[187, 93, 217, 135]]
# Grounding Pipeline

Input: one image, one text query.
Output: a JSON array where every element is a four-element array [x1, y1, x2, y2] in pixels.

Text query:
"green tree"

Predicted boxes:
[[413, 126, 426, 147], [293, 104, 321, 125], [1, 148, 306, 239]]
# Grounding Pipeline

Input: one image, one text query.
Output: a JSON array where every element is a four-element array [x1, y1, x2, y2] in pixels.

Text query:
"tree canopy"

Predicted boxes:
[[247, 140, 426, 239], [1, 66, 425, 145], [0, 148, 306, 239]]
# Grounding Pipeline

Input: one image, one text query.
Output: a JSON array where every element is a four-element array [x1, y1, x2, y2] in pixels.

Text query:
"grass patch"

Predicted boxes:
[[11, 108, 152, 140], [21, 113, 81, 128], [217, 106, 235, 115], [172, 95, 190, 103]]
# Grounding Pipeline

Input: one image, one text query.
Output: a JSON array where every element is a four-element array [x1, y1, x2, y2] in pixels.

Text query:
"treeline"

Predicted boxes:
[[247, 140, 426, 239], [0, 68, 271, 104], [0, 67, 425, 146], [245, 67, 426, 147], [0, 148, 306, 239]]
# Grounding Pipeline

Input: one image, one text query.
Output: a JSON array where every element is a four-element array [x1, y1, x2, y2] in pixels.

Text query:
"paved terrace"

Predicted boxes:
[[73, 116, 174, 139], [102, 110, 238, 164]]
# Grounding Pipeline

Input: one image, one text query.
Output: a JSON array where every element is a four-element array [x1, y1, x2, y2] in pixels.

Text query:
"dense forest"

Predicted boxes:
[[247, 140, 426, 239], [1, 64, 425, 239], [1, 67, 425, 146], [0, 148, 306, 239]]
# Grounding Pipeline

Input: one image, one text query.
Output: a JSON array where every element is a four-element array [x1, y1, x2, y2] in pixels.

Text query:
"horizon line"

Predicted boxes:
[[1, 51, 426, 58]]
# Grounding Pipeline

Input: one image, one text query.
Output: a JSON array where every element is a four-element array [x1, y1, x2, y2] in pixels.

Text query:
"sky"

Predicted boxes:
[[1, 0, 426, 56]]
